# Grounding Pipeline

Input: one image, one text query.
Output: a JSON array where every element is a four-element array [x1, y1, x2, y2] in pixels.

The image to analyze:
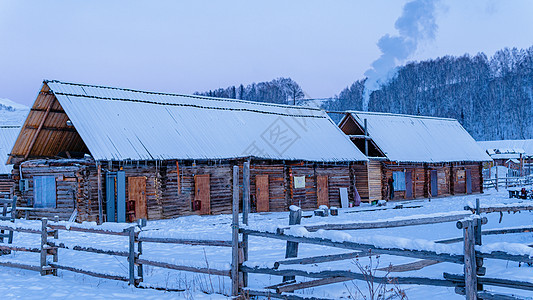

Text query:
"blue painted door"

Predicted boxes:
[[106, 172, 116, 222], [106, 171, 126, 223], [34, 176, 56, 208]]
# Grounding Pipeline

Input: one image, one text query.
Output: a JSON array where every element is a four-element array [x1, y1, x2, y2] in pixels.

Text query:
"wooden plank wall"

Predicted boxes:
[[350, 163, 369, 201], [316, 165, 350, 208], [162, 162, 233, 217], [290, 165, 317, 210], [250, 163, 286, 212], [367, 160, 383, 202]]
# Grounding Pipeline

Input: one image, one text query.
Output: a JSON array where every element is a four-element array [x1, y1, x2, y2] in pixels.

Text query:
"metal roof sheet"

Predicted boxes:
[[346, 111, 492, 163], [478, 140, 533, 157], [46, 81, 367, 162], [0, 126, 21, 174]]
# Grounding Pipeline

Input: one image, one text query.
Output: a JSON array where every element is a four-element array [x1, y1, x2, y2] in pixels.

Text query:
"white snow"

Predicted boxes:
[[0, 188, 532, 299]]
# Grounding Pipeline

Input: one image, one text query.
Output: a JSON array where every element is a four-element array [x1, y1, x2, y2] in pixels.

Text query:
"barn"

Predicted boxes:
[[8, 80, 368, 222], [339, 111, 492, 202], [0, 126, 21, 195]]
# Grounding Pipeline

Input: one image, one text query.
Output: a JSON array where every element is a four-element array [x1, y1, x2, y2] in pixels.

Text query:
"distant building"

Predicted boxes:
[[477, 139, 533, 176], [0, 126, 21, 195], [8, 80, 367, 222], [339, 111, 492, 201]]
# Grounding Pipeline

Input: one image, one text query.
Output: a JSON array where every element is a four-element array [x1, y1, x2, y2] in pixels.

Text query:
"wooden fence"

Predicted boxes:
[[232, 190, 533, 300], [0, 217, 233, 290], [483, 174, 533, 190]]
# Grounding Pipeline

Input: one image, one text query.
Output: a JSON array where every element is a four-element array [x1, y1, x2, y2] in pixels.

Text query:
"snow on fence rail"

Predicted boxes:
[[231, 183, 533, 300], [483, 174, 533, 189], [0, 217, 233, 291]]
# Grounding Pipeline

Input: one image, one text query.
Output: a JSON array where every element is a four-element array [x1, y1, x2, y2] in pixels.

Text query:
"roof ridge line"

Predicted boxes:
[[53, 91, 326, 119], [348, 110, 457, 121], [45, 79, 322, 112]]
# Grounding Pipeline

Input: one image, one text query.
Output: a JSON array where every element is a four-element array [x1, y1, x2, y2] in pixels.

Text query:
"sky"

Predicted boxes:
[[0, 0, 532, 106]]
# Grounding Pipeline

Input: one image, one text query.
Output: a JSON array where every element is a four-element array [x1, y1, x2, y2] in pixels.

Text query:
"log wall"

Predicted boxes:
[[0, 176, 13, 194], [12, 159, 364, 221]]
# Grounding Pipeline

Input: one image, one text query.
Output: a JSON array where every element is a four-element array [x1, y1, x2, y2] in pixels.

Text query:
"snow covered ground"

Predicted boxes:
[[0, 188, 532, 299]]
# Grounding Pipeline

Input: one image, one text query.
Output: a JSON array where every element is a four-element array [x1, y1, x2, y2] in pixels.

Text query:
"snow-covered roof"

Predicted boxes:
[[24, 80, 366, 162], [478, 140, 533, 157], [0, 126, 21, 174], [344, 111, 492, 163]]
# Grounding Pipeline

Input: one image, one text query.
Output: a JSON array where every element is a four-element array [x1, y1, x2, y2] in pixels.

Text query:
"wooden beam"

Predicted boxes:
[[242, 229, 464, 264], [25, 125, 77, 132], [137, 236, 232, 247], [24, 101, 53, 160], [136, 258, 230, 277], [275, 277, 352, 293], [49, 263, 129, 282], [274, 251, 371, 268], [241, 266, 456, 287], [279, 211, 472, 233]]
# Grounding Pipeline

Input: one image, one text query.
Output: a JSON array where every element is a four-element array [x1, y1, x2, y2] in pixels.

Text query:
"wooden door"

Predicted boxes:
[[431, 170, 438, 197], [405, 171, 413, 199], [466, 169, 472, 194], [256, 175, 269, 212], [128, 177, 147, 221], [195, 174, 211, 215], [317, 175, 329, 207]]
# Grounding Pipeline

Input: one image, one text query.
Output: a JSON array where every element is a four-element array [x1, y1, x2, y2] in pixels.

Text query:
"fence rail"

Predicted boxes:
[[483, 175, 533, 189], [234, 194, 533, 300], [0, 217, 233, 291]]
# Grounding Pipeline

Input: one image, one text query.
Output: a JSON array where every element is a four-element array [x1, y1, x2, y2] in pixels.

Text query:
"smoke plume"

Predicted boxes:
[[363, 0, 439, 110]]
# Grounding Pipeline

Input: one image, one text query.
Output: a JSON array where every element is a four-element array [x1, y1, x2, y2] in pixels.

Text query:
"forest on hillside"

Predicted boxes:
[[197, 45, 533, 141]]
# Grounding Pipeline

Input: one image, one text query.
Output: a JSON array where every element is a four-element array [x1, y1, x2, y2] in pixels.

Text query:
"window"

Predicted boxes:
[[393, 171, 406, 191], [34, 176, 56, 208]]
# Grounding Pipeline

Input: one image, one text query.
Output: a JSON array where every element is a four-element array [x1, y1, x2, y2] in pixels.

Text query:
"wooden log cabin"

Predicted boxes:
[[0, 126, 21, 195], [339, 111, 492, 202], [7, 80, 368, 222]]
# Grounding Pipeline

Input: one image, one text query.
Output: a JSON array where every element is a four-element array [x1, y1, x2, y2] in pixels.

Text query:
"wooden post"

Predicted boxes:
[[494, 162, 499, 192], [475, 199, 482, 246], [242, 161, 250, 287], [97, 162, 103, 224], [40, 218, 48, 276], [364, 118, 368, 156], [231, 165, 240, 296], [137, 234, 143, 284], [128, 227, 136, 285], [52, 216, 59, 275], [457, 219, 477, 300], [283, 206, 302, 282], [8, 196, 16, 244]]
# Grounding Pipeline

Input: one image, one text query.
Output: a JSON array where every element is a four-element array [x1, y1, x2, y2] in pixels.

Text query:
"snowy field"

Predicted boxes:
[[0, 188, 532, 299]]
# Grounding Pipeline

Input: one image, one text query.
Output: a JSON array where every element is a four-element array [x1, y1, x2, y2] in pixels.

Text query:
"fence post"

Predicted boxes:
[[40, 218, 49, 276], [231, 165, 240, 296], [457, 218, 477, 300], [8, 196, 16, 244], [242, 161, 250, 287], [128, 226, 136, 286], [283, 206, 302, 282]]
